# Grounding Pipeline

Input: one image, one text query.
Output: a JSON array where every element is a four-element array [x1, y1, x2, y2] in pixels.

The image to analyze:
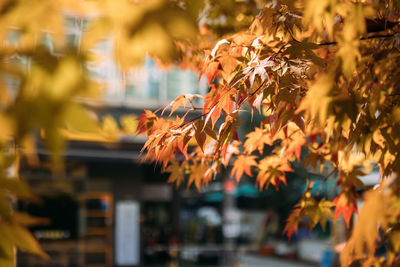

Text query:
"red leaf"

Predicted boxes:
[[205, 62, 220, 84], [333, 193, 358, 227], [284, 208, 302, 240]]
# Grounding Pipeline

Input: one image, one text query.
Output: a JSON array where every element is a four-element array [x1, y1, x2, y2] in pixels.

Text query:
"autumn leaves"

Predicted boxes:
[[138, 0, 400, 265]]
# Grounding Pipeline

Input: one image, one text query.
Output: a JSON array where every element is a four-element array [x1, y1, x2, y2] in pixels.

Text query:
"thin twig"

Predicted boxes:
[[323, 168, 337, 182], [317, 33, 395, 46]]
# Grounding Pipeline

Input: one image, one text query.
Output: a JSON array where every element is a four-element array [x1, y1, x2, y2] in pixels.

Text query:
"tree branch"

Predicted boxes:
[[317, 33, 396, 46]]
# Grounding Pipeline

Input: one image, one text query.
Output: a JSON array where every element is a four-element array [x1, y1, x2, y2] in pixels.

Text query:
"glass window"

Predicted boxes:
[[63, 14, 207, 106]]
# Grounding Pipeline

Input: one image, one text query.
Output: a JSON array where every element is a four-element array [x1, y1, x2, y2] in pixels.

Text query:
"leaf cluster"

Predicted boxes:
[[139, 1, 400, 265]]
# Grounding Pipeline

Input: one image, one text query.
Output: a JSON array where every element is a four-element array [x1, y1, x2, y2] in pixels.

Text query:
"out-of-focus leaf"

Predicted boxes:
[[297, 72, 334, 126], [0, 177, 36, 200], [102, 115, 119, 134], [341, 189, 385, 266], [0, 194, 11, 220], [120, 115, 138, 135], [12, 212, 50, 227], [231, 155, 257, 182], [166, 160, 185, 187], [0, 240, 14, 267], [0, 114, 14, 143], [63, 104, 99, 133], [0, 221, 48, 259]]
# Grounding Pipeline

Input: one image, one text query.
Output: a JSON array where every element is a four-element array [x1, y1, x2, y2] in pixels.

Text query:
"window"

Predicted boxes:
[[66, 16, 208, 107]]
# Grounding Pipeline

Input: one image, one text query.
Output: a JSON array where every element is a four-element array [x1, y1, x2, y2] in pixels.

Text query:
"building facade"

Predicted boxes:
[[17, 15, 207, 267]]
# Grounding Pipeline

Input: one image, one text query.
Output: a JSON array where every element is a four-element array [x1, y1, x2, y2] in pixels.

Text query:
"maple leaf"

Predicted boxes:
[[216, 86, 237, 115], [277, 122, 306, 161], [221, 140, 240, 166], [202, 88, 223, 126], [204, 61, 220, 84], [333, 191, 358, 227], [308, 199, 335, 230], [244, 127, 273, 154], [257, 155, 293, 189], [156, 136, 178, 167], [166, 160, 185, 187], [337, 151, 367, 189], [286, 137, 306, 162], [286, 182, 335, 235], [136, 109, 157, 135], [338, 39, 360, 78], [340, 189, 386, 266], [133, 4, 400, 267], [297, 72, 334, 126], [193, 121, 207, 151], [231, 155, 257, 182], [284, 208, 302, 240], [216, 114, 241, 153], [284, 41, 324, 66], [241, 57, 275, 90], [219, 55, 239, 82], [210, 39, 230, 59], [161, 94, 188, 117], [187, 163, 214, 191], [253, 91, 264, 114], [211, 106, 222, 126]]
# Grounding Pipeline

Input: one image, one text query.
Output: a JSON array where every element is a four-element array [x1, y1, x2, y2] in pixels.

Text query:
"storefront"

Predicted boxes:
[[18, 138, 180, 267]]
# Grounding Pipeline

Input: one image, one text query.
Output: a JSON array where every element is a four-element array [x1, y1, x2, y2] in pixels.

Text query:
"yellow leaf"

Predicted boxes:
[[341, 189, 385, 266], [12, 212, 50, 227], [0, 240, 14, 267], [0, 177, 36, 200], [46, 57, 82, 100], [338, 38, 360, 77], [120, 115, 138, 135], [102, 115, 119, 134], [297, 72, 334, 126], [0, 221, 48, 258], [166, 160, 185, 187], [63, 104, 100, 133], [0, 113, 14, 143]]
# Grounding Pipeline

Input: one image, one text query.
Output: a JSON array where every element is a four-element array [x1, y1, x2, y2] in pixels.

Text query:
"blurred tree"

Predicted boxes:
[[0, 0, 264, 265], [138, 1, 400, 266], [0, 0, 199, 265]]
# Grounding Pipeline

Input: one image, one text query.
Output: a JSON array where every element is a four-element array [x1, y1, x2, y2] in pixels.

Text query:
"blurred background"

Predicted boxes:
[[3, 4, 381, 267]]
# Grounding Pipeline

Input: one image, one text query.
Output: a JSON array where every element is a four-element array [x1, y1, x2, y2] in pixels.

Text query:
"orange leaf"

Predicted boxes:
[[284, 208, 302, 240], [195, 130, 206, 151], [333, 192, 358, 227], [244, 127, 273, 154], [205, 62, 220, 84], [256, 156, 293, 189], [231, 155, 257, 182], [211, 106, 221, 126], [166, 95, 188, 117], [166, 160, 185, 187], [286, 137, 306, 161], [217, 87, 236, 114], [219, 55, 238, 81], [136, 110, 157, 135]]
